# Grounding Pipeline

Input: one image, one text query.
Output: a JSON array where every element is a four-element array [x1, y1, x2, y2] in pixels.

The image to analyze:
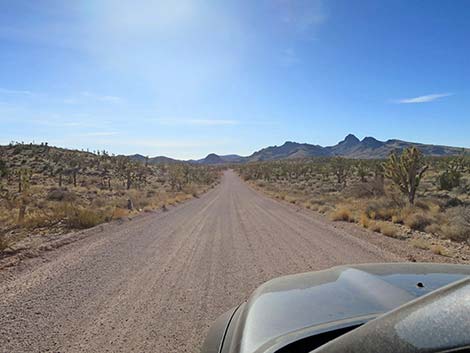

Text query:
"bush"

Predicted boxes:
[[404, 212, 434, 231], [0, 234, 10, 252], [438, 170, 461, 191], [411, 238, 431, 250], [65, 207, 106, 229], [46, 188, 76, 202], [112, 207, 130, 220], [379, 222, 399, 238], [330, 207, 353, 222], [368, 221, 381, 233], [359, 213, 370, 228], [441, 207, 470, 242]]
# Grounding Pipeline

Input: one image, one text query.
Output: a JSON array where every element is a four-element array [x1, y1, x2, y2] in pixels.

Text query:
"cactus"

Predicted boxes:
[[383, 147, 428, 205]]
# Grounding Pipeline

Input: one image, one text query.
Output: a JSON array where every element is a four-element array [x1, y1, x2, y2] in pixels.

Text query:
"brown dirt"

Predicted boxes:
[[0, 170, 457, 353]]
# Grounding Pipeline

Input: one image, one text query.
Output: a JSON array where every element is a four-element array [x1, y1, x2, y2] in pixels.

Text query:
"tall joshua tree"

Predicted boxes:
[[383, 147, 428, 205]]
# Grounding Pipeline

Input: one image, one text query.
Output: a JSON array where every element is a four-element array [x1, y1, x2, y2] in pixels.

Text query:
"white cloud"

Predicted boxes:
[[395, 93, 453, 104]]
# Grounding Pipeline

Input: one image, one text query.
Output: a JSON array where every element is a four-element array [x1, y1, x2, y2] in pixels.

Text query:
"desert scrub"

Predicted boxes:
[[404, 212, 434, 231], [411, 237, 431, 250], [330, 207, 353, 222], [65, 207, 107, 229], [441, 207, 470, 242], [378, 222, 399, 238]]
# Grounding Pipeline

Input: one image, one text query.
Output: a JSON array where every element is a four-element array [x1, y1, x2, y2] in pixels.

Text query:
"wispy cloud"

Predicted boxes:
[[395, 93, 453, 104], [274, 0, 326, 32], [153, 118, 239, 126], [80, 91, 122, 103], [84, 131, 119, 136], [280, 48, 300, 67], [0, 88, 34, 96]]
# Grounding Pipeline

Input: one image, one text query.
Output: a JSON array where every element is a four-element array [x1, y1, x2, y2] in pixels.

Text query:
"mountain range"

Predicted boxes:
[[129, 134, 468, 165]]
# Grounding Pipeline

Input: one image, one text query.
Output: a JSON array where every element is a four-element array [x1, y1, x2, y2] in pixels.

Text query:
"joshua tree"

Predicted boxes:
[[383, 147, 428, 205], [438, 155, 467, 191], [15, 168, 32, 223], [356, 161, 368, 182], [331, 157, 351, 187]]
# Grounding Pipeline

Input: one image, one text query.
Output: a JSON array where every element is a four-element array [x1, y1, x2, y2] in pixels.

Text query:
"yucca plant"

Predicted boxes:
[[383, 147, 428, 205]]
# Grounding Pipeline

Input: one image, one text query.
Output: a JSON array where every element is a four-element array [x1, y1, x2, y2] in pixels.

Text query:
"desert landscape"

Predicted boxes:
[[1, 138, 469, 352]]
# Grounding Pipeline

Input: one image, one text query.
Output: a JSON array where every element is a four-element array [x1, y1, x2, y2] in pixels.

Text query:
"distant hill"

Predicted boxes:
[[127, 135, 468, 165], [128, 154, 181, 165], [243, 134, 467, 162]]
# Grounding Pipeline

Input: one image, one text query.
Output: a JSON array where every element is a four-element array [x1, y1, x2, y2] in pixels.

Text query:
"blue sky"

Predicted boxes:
[[0, 0, 469, 159]]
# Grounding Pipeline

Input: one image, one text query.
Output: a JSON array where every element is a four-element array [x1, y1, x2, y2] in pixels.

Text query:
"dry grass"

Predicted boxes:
[[330, 207, 353, 222], [65, 207, 106, 229], [112, 207, 130, 220], [404, 212, 434, 231], [411, 237, 431, 250], [430, 244, 451, 256], [378, 222, 399, 238]]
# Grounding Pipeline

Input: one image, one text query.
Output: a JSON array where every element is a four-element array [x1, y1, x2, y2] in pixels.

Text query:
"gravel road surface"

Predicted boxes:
[[0, 170, 404, 353]]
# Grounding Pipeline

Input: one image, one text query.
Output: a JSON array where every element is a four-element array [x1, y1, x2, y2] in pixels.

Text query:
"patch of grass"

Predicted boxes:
[[112, 207, 130, 220], [379, 222, 399, 238], [368, 221, 382, 233], [359, 212, 370, 228], [65, 207, 107, 229], [404, 212, 434, 231], [330, 207, 353, 222], [411, 238, 431, 250], [431, 244, 451, 256]]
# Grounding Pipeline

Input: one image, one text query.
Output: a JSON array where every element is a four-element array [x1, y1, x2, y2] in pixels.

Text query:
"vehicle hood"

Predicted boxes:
[[227, 263, 470, 353]]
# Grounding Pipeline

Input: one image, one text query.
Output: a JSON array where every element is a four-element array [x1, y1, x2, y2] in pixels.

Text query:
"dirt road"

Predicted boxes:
[[0, 170, 404, 353]]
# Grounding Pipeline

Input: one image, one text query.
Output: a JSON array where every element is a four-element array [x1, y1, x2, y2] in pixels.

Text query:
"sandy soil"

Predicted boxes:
[[0, 170, 442, 353]]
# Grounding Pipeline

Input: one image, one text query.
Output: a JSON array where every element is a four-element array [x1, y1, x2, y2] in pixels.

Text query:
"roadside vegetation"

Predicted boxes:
[[237, 147, 470, 259], [0, 142, 220, 254]]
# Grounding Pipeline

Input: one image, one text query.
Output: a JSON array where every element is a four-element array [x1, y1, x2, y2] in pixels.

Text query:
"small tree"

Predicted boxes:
[[15, 168, 32, 223], [383, 147, 428, 205], [356, 161, 368, 182], [438, 155, 466, 191], [331, 157, 350, 187]]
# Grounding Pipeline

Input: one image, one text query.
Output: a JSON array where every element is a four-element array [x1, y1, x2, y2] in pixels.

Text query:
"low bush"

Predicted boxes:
[[411, 238, 431, 250], [431, 244, 450, 256], [404, 212, 434, 231], [330, 207, 353, 222], [379, 222, 399, 238], [65, 207, 106, 229], [441, 207, 470, 242]]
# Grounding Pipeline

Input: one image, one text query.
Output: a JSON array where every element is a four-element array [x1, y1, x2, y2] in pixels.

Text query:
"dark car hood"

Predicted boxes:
[[225, 263, 470, 353]]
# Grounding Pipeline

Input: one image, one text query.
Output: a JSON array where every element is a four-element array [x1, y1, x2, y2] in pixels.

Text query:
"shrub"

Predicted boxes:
[[438, 170, 461, 191], [441, 207, 470, 242], [65, 207, 106, 229], [379, 223, 399, 238], [404, 212, 434, 231], [431, 244, 450, 256], [359, 213, 370, 228], [46, 188, 76, 202], [112, 207, 130, 220], [330, 207, 353, 222], [411, 238, 431, 250], [368, 221, 381, 233], [0, 234, 10, 252]]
